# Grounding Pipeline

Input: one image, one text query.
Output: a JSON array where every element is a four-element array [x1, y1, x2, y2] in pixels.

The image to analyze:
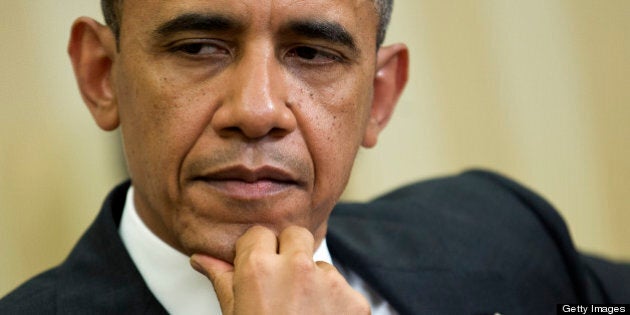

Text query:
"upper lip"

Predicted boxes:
[[194, 165, 301, 184]]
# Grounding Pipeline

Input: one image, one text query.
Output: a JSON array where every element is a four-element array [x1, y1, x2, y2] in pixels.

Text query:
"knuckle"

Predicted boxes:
[[235, 251, 275, 282], [324, 269, 346, 288], [239, 263, 270, 282], [240, 250, 273, 273], [288, 252, 315, 273], [245, 249, 272, 267], [352, 298, 371, 314]]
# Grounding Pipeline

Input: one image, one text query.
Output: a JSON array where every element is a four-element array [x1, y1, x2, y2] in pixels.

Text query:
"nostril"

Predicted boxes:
[[268, 127, 291, 138], [225, 127, 241, 133], [210, 93, 296, 139], [217, 126, 242, 137]]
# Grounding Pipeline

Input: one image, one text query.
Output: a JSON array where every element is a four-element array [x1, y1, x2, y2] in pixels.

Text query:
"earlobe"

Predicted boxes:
[[362, 43, 409, 148], [68, 17, 119, 131]]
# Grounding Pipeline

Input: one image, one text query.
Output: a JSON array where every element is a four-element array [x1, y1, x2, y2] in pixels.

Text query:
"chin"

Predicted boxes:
[[175, 214, 323, 264], [172, 192, 329, 262], [177, 222, 247, 264]]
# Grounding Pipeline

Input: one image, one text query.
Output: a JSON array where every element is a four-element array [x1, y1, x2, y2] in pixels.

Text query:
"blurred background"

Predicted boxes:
[[1, 1, 629, 296]]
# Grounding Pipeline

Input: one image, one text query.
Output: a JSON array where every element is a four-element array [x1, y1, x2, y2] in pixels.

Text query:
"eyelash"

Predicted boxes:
[[285, 46, 345, 64], [170, 40, 231, 56]]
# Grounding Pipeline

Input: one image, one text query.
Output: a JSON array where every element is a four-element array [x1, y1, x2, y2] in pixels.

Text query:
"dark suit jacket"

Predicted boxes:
[[1, 170, 629, 314]]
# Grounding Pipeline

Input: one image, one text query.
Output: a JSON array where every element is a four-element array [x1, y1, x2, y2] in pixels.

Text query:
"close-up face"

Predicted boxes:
[[75, 0, 405, 263]]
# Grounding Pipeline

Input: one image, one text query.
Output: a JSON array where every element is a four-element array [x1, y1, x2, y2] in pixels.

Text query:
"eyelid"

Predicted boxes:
[[284, 44, 349, 64], [166, 38, 233, 56]]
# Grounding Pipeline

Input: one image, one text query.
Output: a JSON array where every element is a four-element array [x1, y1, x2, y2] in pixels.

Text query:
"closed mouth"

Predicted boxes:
[[192, 165, 301, 200]]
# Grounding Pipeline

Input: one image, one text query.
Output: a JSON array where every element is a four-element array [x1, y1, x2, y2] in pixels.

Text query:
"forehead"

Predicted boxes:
[[119, 0, 379, 43]]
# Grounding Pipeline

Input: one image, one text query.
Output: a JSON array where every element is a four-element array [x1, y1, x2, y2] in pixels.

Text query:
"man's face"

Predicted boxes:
[[110, 0, 382, 262]]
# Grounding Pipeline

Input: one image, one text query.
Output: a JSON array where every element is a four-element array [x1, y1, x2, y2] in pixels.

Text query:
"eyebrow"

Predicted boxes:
[[153, 14, 359, 53], [153, 13, 243, 38], [282, 20, 358, 53]]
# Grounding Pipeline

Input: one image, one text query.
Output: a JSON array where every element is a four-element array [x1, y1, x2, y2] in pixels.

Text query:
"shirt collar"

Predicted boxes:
[[119, 186, 334, 315]]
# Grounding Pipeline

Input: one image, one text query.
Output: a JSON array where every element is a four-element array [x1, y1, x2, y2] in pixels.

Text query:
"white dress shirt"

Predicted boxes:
[[119, 187, 397, 315]]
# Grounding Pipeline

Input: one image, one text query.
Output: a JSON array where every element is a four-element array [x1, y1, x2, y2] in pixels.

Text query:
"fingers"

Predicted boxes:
[[235, 225, 315, 267], [233, 226, 279, 273], [190, 254, 235, 314], [234, 225, 278, 258], [278, 225, 315, 256], [191, 226, 370, 314]]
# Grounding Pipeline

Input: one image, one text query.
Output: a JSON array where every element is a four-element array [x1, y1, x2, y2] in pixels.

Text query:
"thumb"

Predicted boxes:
[[190, 254, 235, 314]]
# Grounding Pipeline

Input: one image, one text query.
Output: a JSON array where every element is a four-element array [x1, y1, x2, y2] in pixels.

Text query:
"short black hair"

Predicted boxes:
[[101, 0, 394, 47]]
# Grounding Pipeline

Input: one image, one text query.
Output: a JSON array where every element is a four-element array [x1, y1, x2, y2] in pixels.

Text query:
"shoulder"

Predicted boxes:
[[582, 254, 630, 303], [330, 169, 573, 256], [0, 268, 59, 313], [329, 169, 593, 302], [332, 169, 566, 233]]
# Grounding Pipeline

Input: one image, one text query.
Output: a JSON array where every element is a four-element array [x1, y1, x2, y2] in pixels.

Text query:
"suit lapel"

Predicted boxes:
[[56, 181, 168, 314]]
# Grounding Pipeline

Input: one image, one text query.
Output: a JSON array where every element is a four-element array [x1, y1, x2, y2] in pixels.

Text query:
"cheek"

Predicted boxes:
[[296, 76, 373, 209], [115, 60, 213, 193]]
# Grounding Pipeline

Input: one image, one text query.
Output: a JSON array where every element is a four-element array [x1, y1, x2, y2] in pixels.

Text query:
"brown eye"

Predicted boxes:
[[174, 42, 230, 56], [294, 46, 319, 60], [287, 46, 342, 63], [179, 43, 206, 54]]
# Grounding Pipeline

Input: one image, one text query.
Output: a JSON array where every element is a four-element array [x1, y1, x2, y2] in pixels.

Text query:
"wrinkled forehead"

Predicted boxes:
[[119, 0, 378, 19], [118, 0, 379, 47]]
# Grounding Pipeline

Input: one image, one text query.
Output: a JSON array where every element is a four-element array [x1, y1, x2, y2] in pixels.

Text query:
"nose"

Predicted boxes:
[[211, 47, 297, 139]]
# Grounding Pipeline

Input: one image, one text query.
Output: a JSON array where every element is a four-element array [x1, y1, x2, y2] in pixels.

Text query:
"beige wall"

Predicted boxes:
[[0, 2, 127, 295], [1, 1, 629, 296], [345, 0, 630, 261]]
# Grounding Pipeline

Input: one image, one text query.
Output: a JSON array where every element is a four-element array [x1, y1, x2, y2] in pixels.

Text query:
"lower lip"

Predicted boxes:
[[198, 179, 294, 200]]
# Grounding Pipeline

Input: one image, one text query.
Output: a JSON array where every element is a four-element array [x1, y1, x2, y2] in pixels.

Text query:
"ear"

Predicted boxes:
[[362, 43, 409, 148], [68, 17, 119, 131]]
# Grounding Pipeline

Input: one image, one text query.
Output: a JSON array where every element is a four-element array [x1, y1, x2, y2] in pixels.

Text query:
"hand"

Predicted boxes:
[[190, 225, 370, 315]]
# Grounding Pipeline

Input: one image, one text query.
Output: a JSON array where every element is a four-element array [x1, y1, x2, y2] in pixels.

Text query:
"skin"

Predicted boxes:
[[69, 0, 407, 312]]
